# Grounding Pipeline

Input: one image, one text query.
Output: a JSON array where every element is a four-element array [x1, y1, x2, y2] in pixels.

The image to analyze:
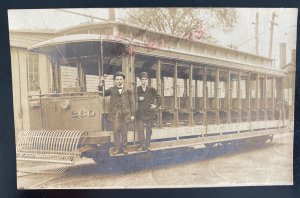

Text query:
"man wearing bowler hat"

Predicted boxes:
[[99, 71, 135, 155], [136, 72, 161, 151]]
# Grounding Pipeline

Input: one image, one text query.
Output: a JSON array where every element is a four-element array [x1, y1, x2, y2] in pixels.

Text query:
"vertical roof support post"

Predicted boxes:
[[238, 71, 241, 125], [282, 77, 286, 126], [76, 57, 85, 92], [227, 70, 231, 124], [216, 68, 220, 125], [188, 65, 194, 126], [276, 77, 282, 129], [173, 62, 179, 127], [97, 44, 105, 131], [130, 47, 136, 92], [272, 76, 275, 120], [247, 72, 251, 123], [203, 66, 208, 134], [264, 74, 268, 124], [256, 73, 260, 121], [122, 55, 131, 90], [54, 56, 60, 93], [156, 59, 162, 128]]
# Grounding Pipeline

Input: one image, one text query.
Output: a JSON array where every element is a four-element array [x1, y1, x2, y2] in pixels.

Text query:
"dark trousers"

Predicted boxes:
[[137, 119, 153, 148], [112, 118, 128, 150]]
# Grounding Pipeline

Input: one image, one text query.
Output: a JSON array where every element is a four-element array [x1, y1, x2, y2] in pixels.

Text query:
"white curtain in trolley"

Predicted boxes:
[[60, 65, 78, 91]]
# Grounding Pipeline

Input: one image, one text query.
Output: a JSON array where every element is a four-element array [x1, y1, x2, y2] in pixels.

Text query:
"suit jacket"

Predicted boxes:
[[137, 85, 162, 121], [101, 85, 135, 122]]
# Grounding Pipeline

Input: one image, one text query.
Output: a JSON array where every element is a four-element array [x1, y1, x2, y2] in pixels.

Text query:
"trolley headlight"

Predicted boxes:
[[61, 99, 70, 110]]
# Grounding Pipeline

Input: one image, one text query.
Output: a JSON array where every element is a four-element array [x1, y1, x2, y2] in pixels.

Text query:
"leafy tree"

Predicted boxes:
[[126, 8, 237, 42]]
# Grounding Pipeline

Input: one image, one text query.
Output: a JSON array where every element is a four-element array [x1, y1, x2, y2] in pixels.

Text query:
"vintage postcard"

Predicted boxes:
[[8, 8, 297, 189]]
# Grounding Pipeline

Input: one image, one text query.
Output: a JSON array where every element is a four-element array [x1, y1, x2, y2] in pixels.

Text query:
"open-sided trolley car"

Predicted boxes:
[[16, 22, 292, 173]]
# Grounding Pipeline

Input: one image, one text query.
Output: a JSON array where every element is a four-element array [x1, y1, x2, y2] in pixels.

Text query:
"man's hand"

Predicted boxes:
[[150, 104, 157, 109], [100, 76, 105, 85], [131, 116, 134, 121], [98, 76, 105, 89], [139, 96, 145, 101]]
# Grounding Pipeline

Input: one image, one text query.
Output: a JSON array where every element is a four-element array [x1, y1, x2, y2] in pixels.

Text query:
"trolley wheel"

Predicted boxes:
[[196, 143, 211, 159], [92, 150, 110, 164], [268, 134, 274, 143], [204, 143, 213, 149], [255, 135, 272, 144], [221, 141, 234, 153]]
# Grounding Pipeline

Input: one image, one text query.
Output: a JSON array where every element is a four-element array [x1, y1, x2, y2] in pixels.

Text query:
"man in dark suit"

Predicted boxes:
[[99, 71, 135, 155], [136, 72, 162, 151]]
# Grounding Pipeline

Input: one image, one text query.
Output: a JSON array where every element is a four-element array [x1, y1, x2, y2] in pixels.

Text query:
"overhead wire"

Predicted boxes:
[[37, 10, 72, 69]]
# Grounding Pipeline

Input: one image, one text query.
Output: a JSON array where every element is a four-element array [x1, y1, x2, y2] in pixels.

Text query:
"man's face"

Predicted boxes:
[[115, 76, 124, 87], [141, 77, 148, 86]]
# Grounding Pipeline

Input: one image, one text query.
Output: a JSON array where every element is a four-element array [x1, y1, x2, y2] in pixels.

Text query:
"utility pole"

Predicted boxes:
[[254, 12, 259, 55], [108, 8, 116, 21], [269, 12, 278, 58]]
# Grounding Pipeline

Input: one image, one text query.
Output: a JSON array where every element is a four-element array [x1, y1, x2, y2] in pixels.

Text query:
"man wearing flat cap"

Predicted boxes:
[[136, 72, 161, 151], [99, 71, 135, 155]]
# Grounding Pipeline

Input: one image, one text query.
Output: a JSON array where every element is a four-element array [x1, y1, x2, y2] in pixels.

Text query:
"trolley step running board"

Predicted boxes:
[[108, 127, 290, 156], [16, 130, 87, 174]]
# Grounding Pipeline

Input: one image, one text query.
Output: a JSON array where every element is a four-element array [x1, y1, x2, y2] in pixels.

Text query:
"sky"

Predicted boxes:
[[7, 8, 298, 67]]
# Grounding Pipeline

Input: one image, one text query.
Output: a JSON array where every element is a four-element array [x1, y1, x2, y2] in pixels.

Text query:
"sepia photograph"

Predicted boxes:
[[8, 7, 297, 189]]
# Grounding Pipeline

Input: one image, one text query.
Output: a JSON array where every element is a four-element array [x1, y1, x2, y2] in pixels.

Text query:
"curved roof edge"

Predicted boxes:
[[28, 34, 102, 50], [57, 21, 273, 61]]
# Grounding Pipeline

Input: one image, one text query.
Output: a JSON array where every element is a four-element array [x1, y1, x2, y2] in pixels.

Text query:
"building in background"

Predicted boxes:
[[10, 30, 55, 134]]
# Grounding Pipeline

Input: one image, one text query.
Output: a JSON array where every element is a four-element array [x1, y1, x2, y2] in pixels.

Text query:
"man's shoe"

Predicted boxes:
[[137, 145, 145, 151], [122, 148, 128, 154], [145, 146, 150, 151], [146, 146, 151, 151], [112, 148, 122, 155], [145, 140, 151, 148]]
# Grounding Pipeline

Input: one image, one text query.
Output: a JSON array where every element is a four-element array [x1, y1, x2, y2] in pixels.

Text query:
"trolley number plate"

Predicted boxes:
[[71, 110, 96, 118]]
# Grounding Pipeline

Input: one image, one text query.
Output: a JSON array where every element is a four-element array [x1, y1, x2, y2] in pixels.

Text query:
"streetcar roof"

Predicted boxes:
[[28, 33, 286, 76], [58, 21, 274, 61], [28, 34, 103, 53], [28, 34, 130, 58]]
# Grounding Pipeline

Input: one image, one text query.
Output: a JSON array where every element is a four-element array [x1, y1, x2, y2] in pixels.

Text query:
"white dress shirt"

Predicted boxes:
[[118, 85, 123, 94], [142, 86, 146, 92]]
